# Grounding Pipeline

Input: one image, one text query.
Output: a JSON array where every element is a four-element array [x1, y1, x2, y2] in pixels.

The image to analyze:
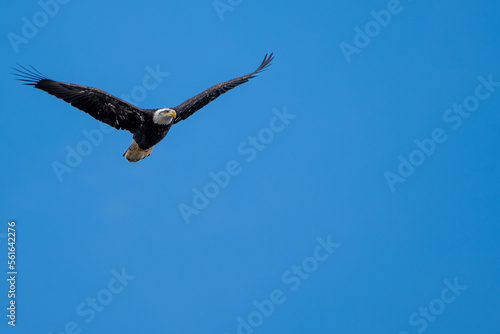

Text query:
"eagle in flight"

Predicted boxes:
[[15, 53, 274, 162]]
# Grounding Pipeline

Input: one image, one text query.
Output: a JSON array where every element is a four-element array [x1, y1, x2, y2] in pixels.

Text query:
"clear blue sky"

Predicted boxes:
[[1, 0, 500, 333]]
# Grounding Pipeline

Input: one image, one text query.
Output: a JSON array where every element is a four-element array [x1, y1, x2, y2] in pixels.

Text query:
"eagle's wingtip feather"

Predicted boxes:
[[12, 64, 48, 86], [254, 52, 275, 74]]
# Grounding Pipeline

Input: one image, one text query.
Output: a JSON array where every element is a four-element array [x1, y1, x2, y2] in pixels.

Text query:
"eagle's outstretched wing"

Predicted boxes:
[[14, 66, 144, 133], [172, 53, 274, 124]]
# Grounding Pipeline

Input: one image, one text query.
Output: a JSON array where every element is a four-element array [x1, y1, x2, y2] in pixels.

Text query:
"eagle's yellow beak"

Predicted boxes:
[[167, 110, 177, 118]]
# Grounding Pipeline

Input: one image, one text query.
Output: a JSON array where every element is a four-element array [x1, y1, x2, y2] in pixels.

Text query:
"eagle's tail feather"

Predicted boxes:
[[123, 140, 153, 162]]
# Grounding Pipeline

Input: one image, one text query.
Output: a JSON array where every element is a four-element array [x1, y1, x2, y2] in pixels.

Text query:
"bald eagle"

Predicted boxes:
[[14, 53, 274, 162]]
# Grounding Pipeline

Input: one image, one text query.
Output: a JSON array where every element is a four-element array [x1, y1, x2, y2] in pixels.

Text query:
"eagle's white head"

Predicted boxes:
[[153, 108, 177, 125]]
